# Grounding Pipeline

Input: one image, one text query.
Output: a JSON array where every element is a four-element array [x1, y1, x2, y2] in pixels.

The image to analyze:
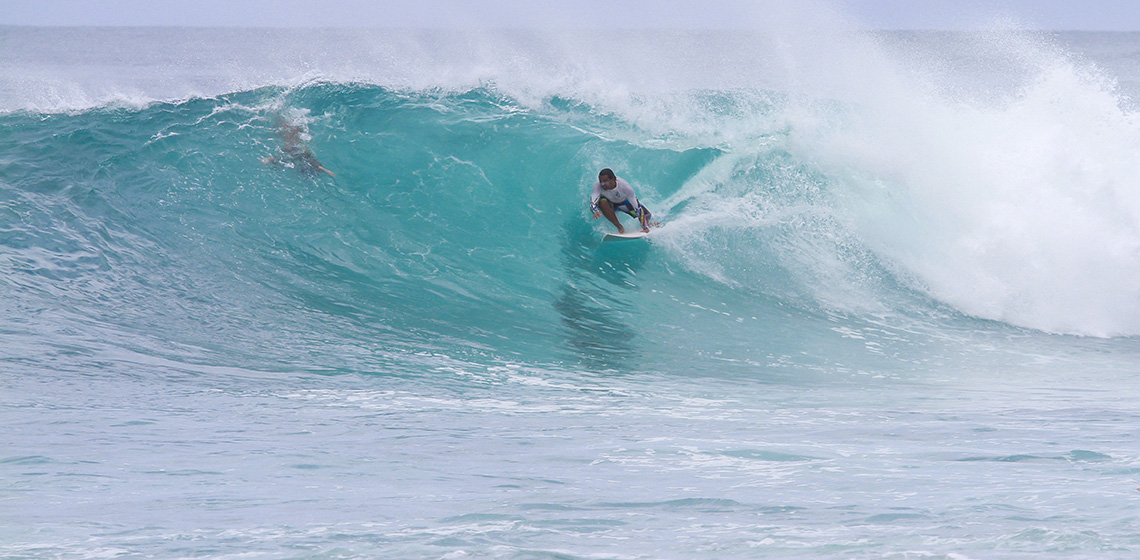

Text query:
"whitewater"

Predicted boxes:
[[3, 19, 1140, 560]]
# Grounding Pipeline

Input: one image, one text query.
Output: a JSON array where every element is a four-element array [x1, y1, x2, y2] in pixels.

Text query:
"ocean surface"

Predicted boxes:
[[4, 22, 1140, 559]]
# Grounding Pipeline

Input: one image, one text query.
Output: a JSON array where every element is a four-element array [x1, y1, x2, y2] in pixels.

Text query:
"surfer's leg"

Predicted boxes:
[[637, 206, 652, 232], [599, 199, 625, 233]]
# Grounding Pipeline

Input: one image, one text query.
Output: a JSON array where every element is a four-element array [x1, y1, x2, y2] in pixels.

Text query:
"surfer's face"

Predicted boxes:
[[599, 176, 616, 190]]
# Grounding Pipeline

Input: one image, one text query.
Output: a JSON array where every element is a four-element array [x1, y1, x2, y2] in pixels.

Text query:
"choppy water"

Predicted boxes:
[[3, 22, 1140, 559]]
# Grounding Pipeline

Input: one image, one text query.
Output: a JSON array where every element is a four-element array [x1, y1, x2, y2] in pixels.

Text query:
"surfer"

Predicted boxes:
[[261, 121, 334, 177], [590, 168, 653, 233]]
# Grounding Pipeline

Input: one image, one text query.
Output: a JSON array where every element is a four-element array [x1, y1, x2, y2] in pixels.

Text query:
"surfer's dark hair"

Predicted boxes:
[[599, 168, 615, 179]]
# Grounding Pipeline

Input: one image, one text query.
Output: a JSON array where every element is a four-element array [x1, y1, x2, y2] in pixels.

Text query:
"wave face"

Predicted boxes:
[[1, 83, 850, 376]]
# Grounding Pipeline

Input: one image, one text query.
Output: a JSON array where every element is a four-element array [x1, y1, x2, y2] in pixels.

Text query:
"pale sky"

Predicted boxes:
[[2, 0, 1140, 30]]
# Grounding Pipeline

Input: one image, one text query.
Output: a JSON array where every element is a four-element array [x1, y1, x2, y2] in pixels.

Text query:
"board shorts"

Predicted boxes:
[[593, 198, 652, 224]]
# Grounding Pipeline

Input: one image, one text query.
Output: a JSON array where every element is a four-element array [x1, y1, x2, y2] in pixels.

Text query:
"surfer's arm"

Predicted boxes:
[[590, 182, 603, 217]]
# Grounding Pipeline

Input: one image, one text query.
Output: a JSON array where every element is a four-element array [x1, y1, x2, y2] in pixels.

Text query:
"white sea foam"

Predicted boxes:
[[796, 33, 1140, 336]]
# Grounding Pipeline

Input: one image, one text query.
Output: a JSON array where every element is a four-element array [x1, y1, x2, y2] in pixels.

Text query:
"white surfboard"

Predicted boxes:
[[603, 230, 650, 242]]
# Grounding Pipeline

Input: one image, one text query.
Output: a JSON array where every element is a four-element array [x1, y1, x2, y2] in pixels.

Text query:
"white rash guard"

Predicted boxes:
[[590, 177, 640, 210]]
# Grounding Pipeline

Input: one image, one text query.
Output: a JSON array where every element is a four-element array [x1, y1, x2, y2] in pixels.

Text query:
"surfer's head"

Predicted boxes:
[[598, 168, 616, 190]]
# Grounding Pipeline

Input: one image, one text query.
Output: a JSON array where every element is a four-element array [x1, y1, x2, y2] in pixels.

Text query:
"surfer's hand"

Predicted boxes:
[[592, 211, 601, 219]]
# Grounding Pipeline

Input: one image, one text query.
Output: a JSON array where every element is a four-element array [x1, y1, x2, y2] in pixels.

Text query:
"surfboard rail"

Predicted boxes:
[[602, 230, 650, 242]]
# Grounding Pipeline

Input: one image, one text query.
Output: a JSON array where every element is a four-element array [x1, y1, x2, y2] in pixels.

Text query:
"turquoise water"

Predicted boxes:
[[4, 26, 1140, 559]]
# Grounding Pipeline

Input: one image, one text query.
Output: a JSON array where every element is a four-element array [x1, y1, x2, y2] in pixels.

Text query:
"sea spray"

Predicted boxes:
[[796, 32, 1140, 335]]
